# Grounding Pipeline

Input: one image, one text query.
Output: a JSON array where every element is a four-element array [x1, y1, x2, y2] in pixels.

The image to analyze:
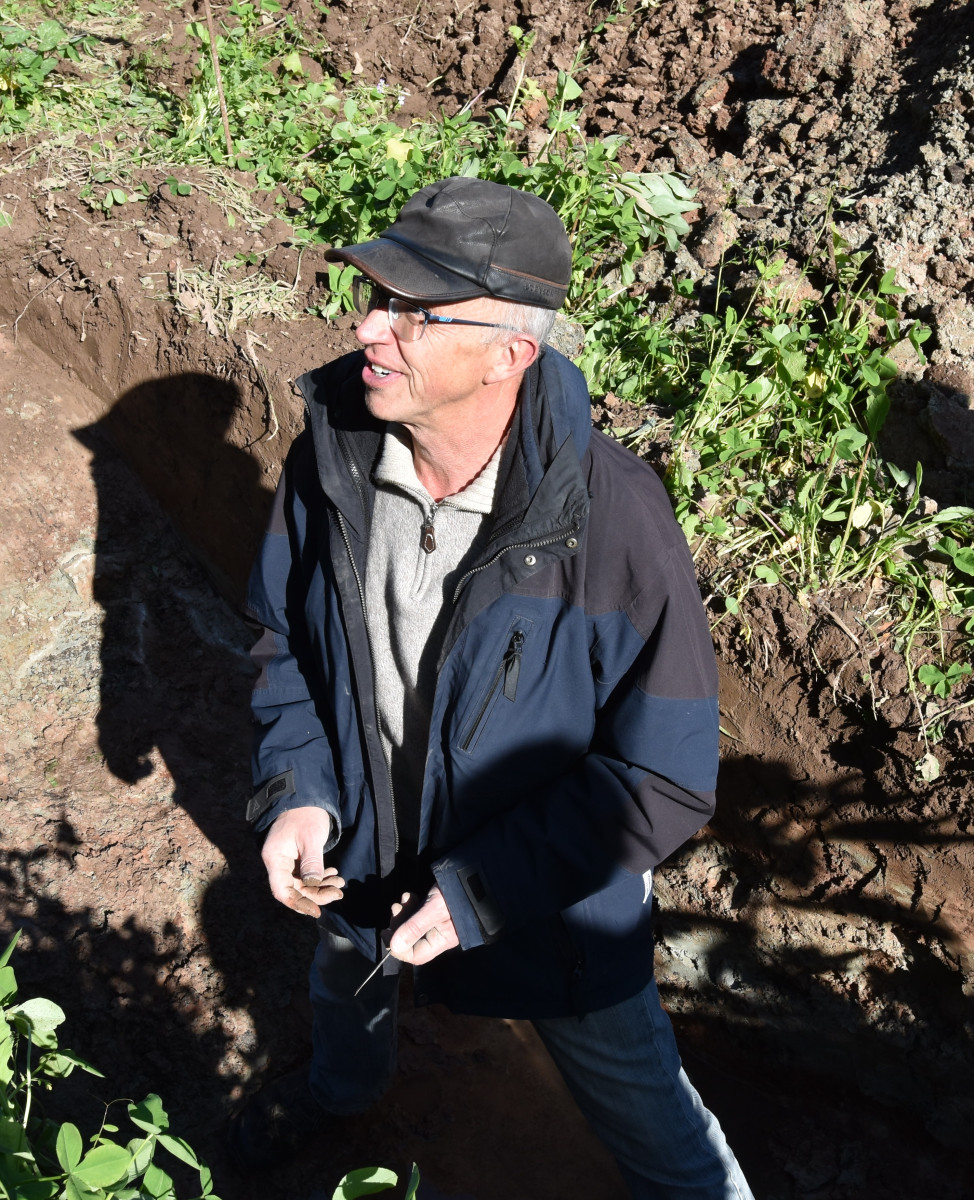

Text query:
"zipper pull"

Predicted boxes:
[[503, 630, 524, 701], [421, 502, 438, 554]]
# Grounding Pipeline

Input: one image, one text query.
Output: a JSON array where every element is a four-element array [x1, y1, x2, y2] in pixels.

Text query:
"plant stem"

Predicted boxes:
[[827, 444, 871, 587], [202, 0, 234, 161]]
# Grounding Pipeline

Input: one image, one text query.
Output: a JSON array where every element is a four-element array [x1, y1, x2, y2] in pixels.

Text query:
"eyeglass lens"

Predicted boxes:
[[352, 278, 427, 341]]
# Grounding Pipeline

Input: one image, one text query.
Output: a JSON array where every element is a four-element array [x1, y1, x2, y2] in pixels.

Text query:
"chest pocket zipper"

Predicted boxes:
[[459, 629, 526, 752]]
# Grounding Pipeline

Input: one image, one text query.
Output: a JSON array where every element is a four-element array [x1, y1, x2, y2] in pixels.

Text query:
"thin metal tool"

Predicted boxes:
[[354, 947, 395, 997]]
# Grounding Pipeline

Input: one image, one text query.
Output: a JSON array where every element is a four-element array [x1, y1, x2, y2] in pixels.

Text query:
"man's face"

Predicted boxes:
[[353, 292, 513, 431]]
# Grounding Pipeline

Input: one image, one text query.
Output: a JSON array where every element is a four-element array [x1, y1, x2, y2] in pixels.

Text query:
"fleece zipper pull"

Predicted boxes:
[[421, 502, 439, 554]]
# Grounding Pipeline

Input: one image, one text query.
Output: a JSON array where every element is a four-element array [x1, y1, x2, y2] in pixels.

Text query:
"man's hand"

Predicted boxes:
[[388, 888, 459, 965], [261, 806, 344, 918]]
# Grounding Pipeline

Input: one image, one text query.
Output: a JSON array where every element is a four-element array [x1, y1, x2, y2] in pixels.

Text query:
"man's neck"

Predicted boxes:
[[403, 384, 520, 502]]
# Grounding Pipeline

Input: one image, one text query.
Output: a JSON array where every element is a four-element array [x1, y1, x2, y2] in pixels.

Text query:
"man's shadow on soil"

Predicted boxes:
[[30, 374, 321, 1143]]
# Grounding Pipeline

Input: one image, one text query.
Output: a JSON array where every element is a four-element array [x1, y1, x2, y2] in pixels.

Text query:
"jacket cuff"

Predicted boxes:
[[432, 856, 505, 950], [248, 771, 341, 847]]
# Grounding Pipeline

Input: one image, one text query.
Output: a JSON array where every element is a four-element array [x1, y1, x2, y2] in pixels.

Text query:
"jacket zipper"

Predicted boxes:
[[460, 629, 525, 752], [335, 440, 399, 855], [452, 520, 579, 604]]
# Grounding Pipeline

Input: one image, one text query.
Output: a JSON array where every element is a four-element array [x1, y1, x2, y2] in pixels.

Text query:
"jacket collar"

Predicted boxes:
[[297, 345, 592, 539]]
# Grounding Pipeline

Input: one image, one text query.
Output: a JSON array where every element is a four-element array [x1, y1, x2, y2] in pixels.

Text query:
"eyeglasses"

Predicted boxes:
[[351, 276, 513, 343]]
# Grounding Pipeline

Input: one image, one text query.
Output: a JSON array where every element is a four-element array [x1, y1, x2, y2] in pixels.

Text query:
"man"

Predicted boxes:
[[232, 177, 754, 1199]]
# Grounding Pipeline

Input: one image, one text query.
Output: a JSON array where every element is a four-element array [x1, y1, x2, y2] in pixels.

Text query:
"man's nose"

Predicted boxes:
[[354, 305, 393, 344]]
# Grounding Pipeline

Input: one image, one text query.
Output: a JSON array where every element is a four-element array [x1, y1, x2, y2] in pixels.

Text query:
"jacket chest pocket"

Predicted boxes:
[[456, 619, 534, 754]]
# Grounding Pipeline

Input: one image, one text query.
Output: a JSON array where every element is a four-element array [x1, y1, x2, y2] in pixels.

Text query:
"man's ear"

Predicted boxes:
[[483, 333, 540, 384]]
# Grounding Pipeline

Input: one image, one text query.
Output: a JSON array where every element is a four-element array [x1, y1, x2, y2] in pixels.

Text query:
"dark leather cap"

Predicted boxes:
[[324, 177, 572, 309]]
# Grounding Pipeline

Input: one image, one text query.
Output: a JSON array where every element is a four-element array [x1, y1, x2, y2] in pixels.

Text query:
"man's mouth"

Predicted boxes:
[[364, 359, 400, 385]]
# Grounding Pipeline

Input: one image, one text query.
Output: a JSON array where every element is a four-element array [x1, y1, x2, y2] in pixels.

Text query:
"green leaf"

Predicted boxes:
[[109, 188, 128, 206], [72, 1142, 134, 1187], [11, 997, 65, 1038], [34, 19, 65, 51], [63, 1177, 93, 1200], [833, 427, 868, 461], [57, 1123, 84, 1172], [865, 391, 890, 440], [931, 506, 974, 523], [952, 547, 974, 576], [754, 564, 780, 585], [331, 1166, 399, 1199], [281, 50, 304, 75], [127, 1133, 154, 1177], [129, 1094, 168, 1134], [158, 1133, 200, 1169], [0, 1114, 29, 1155], [878, 268, 906, 295], [557, 72, 583, 102], [724, 596, 739, 615], [43, 1048, 103, 1078], [143, 1161, 174, 1197], [0, 964, 15, 1002], [403, 1163, 421, 1200], [0, 931, 20, 968], [779, 349, 806, 382]]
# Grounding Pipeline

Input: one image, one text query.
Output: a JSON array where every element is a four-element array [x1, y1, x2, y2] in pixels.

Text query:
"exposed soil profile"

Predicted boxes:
[[1, 1, 972, 1198]]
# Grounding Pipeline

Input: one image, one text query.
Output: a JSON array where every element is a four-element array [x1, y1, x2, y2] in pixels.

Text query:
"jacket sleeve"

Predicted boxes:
[[431, 511, 719, 951], [244, 433, 343, 846]]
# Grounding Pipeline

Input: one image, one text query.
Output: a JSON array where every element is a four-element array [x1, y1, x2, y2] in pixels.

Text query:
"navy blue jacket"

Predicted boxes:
[[245, 346, 719, 1018]]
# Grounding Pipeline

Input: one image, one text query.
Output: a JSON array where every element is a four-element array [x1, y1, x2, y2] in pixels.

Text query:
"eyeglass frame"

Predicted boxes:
[[351, 276, 517, 342]]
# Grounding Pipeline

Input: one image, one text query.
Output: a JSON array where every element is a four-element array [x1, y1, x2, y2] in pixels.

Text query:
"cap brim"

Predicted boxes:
[[324, 238, 490, 305]]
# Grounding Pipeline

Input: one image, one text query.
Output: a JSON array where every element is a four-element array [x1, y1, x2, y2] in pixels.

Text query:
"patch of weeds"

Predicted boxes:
[[602, 232, 973, 744], [171, 0, 337, 179], [918, 659, 972, 699], [0, 11, 98, 136], [1, 931, 220, 1199]]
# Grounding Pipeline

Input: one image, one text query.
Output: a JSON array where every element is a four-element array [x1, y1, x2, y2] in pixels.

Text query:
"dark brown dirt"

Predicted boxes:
[[2, 1, 973, 1198]]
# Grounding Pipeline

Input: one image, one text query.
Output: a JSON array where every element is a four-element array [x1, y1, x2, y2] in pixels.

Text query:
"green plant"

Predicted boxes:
[[580, 231, 974, 735], [332, 1164, 420, 1199], [0, 14, 96, 134], [917, 659, 972, 700], [1, 932, 220, 1200]]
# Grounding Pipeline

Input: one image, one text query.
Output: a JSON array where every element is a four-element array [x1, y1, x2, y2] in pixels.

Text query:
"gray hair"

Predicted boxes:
[[480, 298, 558, 347]]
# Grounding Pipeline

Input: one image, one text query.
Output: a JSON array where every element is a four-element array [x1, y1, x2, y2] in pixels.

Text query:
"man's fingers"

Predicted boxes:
[[300, 866, 343, 887], [288, 890, 323, 918], [275, 878, 345, 918], [407, 922, 456, 966], [298, 851, 326, 883], [388, 889, 458, 964], [266, 854, 344, 916]]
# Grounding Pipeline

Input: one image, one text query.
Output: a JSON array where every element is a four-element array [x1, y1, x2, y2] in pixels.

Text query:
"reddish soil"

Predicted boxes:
[[2, 1, 973, 1198]]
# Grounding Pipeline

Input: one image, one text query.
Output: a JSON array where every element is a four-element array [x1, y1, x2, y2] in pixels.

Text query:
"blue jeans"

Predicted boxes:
[[309, 920, 754, 1200]]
